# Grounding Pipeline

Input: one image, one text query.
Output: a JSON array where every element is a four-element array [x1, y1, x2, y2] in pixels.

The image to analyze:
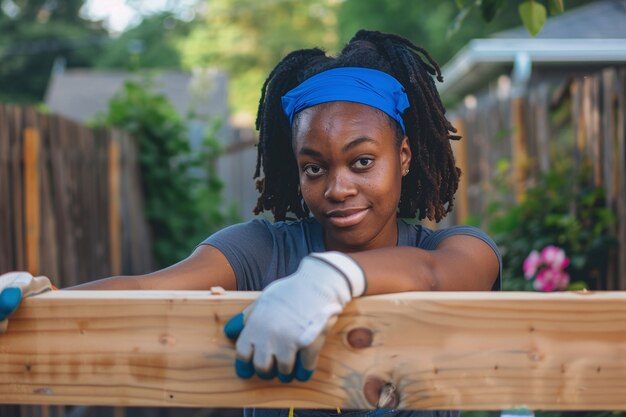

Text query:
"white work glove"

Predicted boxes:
[[224, 252, 367, 382], [0, 272, 52, 333]]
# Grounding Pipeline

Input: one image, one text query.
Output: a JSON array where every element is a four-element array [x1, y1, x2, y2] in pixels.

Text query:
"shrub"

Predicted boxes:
[[485, 158, 615, 291], [94, 79, 238, 268]]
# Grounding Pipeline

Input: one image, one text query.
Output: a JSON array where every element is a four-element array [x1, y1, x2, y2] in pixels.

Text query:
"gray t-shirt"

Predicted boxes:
[[201, 217, 502, 417], [202, 217, 501, 292]]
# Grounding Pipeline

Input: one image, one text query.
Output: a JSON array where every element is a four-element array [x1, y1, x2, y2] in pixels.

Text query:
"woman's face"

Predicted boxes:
[[293, 101, 411, 252]]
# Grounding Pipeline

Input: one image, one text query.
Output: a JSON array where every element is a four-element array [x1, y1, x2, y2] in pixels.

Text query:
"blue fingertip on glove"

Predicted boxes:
[[225, 313, 255, 379], [234, 358, 255, 379], [277, 371, 294, 383], [224, 312, 314, 382], [294, 351, 314, 382], [0, 287, 22, 320], [224, 312, 244, 339], [255, 364, 277, 380]]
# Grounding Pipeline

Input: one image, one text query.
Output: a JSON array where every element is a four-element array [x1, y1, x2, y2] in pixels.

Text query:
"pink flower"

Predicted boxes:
[[523, 245, 571, 292], [540, 245, 568, 270], [533, 267, 570, 292], [523, 250, 541, 279]]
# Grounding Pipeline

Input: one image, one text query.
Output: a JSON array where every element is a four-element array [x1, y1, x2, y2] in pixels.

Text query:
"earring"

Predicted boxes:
[[404, 168, 410, 175]]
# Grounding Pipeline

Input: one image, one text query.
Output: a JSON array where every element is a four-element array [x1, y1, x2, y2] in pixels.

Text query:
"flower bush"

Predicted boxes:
[[483, 159, 615, 291], [523, 246, 570, 291]]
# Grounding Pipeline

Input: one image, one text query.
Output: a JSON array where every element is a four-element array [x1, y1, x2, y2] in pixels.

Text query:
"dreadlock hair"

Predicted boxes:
[[253, 29, 461, 222]]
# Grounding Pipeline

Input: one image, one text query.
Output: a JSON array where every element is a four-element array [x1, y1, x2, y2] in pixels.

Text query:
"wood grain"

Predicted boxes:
[[107, 138, 121, 277], [2, 291, 626, 410], [510, 97, 528, 202], [23, 127, 41, 276]]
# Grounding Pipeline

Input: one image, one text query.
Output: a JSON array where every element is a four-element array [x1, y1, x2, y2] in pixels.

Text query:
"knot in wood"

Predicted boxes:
[[527, 349, 543, 362], [346, 327, 373, 348], [34, 387, 54, 395], [363, 375, 400, 409], [159, 334, 177, 346]]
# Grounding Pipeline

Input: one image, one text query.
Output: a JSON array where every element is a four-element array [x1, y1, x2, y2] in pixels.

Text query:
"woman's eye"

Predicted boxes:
[[303, 165, 325, 176], [353, 158, 373, 169]]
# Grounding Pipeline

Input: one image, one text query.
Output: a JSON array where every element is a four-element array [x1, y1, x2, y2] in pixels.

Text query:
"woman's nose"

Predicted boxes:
[[324, 170, 357, 202]]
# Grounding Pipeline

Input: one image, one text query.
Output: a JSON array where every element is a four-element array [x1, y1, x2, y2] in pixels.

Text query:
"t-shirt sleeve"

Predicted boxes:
[[420, 225, 502, 291], [198, 220, 274, 291]]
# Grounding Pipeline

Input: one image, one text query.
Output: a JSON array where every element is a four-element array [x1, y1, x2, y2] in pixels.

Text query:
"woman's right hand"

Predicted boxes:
[[0, 272, 52, 333]]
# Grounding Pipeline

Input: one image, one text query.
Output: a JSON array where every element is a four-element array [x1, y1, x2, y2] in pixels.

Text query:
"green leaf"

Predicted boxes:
[[567, 281, 588, 291], [480, 0, 505, 22], [548, 0, 564, 15], [519, 1, 547, 37], [447, 5, 473, 38]]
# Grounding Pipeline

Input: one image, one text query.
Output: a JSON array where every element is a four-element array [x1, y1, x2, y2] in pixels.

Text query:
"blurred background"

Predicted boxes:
[[1, 0, 626, 415]]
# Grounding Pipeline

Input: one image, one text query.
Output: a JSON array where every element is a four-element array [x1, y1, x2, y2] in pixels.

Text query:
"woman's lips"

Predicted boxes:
[[326, 208, 369, 228]]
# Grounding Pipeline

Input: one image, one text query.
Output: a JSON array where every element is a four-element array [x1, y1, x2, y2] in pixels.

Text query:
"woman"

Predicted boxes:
[[0, 30, 501, 416]]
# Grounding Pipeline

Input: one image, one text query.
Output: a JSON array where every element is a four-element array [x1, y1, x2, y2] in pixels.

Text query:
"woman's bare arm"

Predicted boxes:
[[350, 235, 499, 295], [68, 245, 237, 291]]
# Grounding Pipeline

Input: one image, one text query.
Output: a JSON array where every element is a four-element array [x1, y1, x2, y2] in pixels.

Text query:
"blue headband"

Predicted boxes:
[[281, 67, 410, 134]]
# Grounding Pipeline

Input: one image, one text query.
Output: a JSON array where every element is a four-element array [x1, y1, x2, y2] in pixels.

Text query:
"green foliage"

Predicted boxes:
[[455, 0, 593, 38], [0, 0, 106, 103], [337, 0, 517, 64], [518, 1, 547, 37], [93, 79, 237, 267], [485, 159, 616, 291], [95, 12, 191, 70], [179, 0, 338, 117], [480, 0, 506, 22], [548, 0, 565, 15]]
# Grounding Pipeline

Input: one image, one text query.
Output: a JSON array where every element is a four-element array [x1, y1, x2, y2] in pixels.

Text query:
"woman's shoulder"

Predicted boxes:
[[406, 221, 502, 291], [419, 224, 497, 251], [398, 220, 498, 252], [201, 217, 322, 245]]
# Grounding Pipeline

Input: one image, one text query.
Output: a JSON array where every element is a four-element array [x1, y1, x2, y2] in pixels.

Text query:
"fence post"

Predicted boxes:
[[618, 70, 626, 290], [23, 127, 40, 276], [510, 97, 528, 202], [108, 134, 121, 276]]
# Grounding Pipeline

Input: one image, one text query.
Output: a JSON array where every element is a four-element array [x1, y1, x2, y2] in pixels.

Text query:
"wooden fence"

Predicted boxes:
[[450, 67, 626, 290], [0, 104, 153, 288]]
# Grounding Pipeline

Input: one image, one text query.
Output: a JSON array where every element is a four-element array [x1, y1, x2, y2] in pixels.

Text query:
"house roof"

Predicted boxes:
[[44, 68, 229, 124], [439, 0, 626, 98]]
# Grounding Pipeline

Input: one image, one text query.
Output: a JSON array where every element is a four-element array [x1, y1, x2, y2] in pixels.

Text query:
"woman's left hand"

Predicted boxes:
[[0, 271, 52, 333], [224, 252, 366, 383]]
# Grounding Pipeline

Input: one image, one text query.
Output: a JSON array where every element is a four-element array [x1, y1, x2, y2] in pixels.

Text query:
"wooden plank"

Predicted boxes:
[[23, 127, 41, 276], [11, 106, 25, 270], [0, 105, 13, 271], [108, 137, 121, 276], [534, 83, 550, 174], [3, 291, 626, 410], [571, 79, 585, 174], [602, 69, 618, 290], [124, 131, 154, 274], [590, 75, 603, 187], [618, 69, 626, 290], [37, 111, 60, 282], [49, 115, 77, 288], [510, 97, 528, 201]]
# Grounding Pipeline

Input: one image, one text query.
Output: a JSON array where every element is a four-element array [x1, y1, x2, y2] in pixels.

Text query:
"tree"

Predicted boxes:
[[336, 0, 516, 64], [179, 0, 339, 118], [94, 12, 192, 70], [452, 0, 595, 37], [0, 0, 106, 103]]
